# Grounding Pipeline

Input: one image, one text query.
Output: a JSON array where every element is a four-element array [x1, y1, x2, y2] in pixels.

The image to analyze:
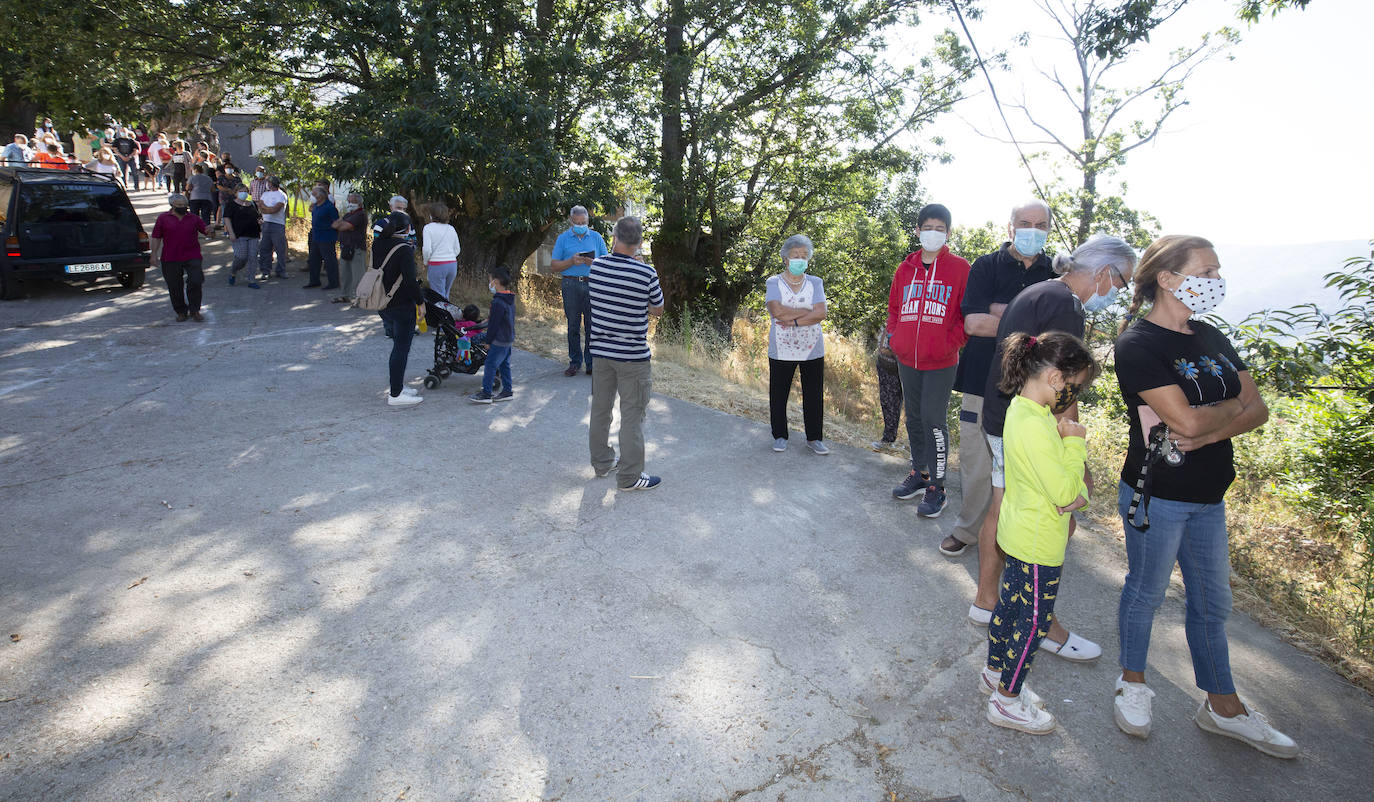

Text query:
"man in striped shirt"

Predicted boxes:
[[588, 216, 665, 491]]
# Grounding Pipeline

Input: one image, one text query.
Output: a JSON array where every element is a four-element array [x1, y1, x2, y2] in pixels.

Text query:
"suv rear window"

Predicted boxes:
[[18, 183, 135, 225]]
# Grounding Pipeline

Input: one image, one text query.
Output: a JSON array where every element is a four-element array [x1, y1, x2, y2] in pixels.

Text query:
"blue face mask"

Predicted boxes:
[[787, 258, 808, 276], [489, 284, 497, 295], [1084, 277, 1118, 313], [572, 224, 589, 235], [1013, 227, 1048, 257]]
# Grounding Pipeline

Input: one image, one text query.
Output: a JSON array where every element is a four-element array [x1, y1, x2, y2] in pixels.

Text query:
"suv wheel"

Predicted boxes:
[[0, 268, 23, 300], [117, 267, 146, 290]]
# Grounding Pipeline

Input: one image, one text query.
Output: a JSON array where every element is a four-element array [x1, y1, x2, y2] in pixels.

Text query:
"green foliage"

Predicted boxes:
[[949, 221, 1003, 260]]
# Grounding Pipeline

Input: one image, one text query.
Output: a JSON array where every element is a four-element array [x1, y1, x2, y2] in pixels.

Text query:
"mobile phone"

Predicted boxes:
[[578, 251, 596, 259]]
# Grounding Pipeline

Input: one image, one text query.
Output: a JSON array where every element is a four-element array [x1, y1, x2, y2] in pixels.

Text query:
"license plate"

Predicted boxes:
[[64, 262, 112, 274]]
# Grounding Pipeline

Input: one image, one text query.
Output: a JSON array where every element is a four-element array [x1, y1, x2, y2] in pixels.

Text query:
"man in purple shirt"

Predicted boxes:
[[150, 194, 210, 322]]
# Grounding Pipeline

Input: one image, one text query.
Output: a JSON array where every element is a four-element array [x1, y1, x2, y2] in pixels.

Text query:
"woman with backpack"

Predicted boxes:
[[369, 212, 424, 407]]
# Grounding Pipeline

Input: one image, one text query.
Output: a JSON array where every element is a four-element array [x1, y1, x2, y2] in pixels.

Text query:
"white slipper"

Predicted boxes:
[[968, 604, 992, 627], [1042, 631, 1102, 663]]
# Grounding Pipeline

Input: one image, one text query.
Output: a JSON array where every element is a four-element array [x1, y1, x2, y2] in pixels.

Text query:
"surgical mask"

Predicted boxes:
[[236, 191, 249, 202], [1170, 273, 1226, 315], [171, 206, 187, 216], [787, 258, 807, 276], [1051, 381, 1082, 415], [1083, 270, 1118, 313], [572, 224, 589, 235], [344, 202, 357, 212], [488, 283, 497, 295], [918, 230, 947, 252], [255, 170, 264, 177], [1013, 227, 1048, 257]]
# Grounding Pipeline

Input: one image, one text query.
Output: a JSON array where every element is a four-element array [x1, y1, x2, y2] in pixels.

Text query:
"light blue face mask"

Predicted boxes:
[[572, 224, 589, 235], [787, 258, 808, 276], [1084, 276, 1118, 313], [1013, 227, 1048, 257]]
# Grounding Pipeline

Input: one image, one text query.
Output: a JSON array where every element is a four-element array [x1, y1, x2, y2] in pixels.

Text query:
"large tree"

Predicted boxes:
[[613, 0, 973, 330]]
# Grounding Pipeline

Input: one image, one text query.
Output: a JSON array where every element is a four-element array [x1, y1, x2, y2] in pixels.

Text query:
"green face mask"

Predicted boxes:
[[787, 258, 807, 276]]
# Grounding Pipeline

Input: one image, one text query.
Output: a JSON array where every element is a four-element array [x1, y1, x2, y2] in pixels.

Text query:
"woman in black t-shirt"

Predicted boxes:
[[1111, 235, 1295, 757]]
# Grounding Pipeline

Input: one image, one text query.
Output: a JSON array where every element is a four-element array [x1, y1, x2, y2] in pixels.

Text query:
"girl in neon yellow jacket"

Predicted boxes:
[[983, 331, 1101, 736]]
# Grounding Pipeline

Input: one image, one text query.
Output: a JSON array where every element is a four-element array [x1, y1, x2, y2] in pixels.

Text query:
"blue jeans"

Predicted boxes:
[[562, 277, 591, 369], [378, 306, 416, 397], [1117, 481, 1235, 694], [483, 344, 512, 396], [118, 158, 140, 189], [259, 223, 287, 276]]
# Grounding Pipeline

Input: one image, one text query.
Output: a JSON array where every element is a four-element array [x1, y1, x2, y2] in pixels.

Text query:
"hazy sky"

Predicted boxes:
[[908, 0, 1373, 247]]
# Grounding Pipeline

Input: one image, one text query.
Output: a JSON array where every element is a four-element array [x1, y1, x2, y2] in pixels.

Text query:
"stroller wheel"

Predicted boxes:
[[423, 375, 440, 389], [437, 367, 451, 379]]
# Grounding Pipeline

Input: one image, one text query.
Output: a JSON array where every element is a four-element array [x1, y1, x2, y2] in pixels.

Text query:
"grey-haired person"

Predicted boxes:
[[766, 234, 830, 455]]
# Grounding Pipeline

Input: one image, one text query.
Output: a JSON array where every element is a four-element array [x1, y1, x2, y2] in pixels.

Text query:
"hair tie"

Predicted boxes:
[[1026, 336, 1038, 348]]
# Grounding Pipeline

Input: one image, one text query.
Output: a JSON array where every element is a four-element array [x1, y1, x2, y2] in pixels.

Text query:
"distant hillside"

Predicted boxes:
[[1213, 240, 1366, 323]]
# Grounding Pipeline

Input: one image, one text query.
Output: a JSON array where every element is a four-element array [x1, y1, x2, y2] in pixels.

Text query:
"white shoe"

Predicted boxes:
[[968, 604, 992, 627], [1194, 700, 1298, 759], [1042, 631, 1102, 662], [986, 691, 1056, 735], [387, 393, 423, 407], [384, 387, 419, 396], [1113, 676, 1155, 738], [979, 666, 1045, 709]]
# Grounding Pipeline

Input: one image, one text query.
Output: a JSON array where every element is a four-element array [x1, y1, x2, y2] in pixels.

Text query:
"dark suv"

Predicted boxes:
[[0, 167, 150, 299]]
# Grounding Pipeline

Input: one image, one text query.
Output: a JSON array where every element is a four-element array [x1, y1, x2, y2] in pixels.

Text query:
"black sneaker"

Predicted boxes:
[[918, 486, 949, 518], [893, 471, 928, 500], [469, 391, 493, 404], [493, 390, 514, 402]]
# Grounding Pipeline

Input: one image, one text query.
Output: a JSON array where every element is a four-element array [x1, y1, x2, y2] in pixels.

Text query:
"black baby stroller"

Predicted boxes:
[[421, 287, 492, 390]]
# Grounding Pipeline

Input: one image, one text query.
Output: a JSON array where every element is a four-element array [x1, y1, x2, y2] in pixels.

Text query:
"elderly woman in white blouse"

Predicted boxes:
[[765, 234, 830, 455]]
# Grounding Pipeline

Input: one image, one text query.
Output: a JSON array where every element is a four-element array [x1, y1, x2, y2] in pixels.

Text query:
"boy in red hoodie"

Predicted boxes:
[[884, 203, 971, 517]]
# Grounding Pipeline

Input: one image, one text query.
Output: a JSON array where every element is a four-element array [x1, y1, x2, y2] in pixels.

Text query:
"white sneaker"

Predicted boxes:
[[1042, 631, 1102, 663], [384, 387, 419, 396], [979, 666, 1045, 709], [1194, 700, 1298, 759], [1113, 676, 1156, 738], [387, 393, 423, 407], [986, 691, 1056, 735], [968, 604, 993, 627]]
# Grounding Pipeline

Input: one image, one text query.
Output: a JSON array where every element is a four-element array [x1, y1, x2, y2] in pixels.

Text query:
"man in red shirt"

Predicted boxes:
[[150, 194, 210, 321]]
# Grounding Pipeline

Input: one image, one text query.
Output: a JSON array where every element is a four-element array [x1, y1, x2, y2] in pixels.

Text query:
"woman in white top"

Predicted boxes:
[[86, 147, 119, 177], [147, 134, 167, 191], [765, 233, 830, 455], [421, 201, 461, 300]]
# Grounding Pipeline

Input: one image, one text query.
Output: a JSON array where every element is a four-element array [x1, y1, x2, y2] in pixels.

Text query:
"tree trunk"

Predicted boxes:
[[0, 74, 41, 143], [1076, 168, 1098, 248], [452, 218, 546, 288], [655, 0, 695, 321]]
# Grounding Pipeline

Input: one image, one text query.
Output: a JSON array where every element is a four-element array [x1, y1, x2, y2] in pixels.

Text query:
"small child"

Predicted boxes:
[[455, 304, 484, 365], [469, 266, 515, 404], [983, 330, 1100, 735]]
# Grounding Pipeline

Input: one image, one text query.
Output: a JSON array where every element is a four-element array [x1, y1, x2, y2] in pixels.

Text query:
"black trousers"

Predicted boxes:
[[189, 199, 213, 226], [161, 259, 204, 315], [769, 356, 824, 441]]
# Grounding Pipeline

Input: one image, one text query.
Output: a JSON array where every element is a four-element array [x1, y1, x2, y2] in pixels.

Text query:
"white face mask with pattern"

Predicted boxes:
[[1170, 272, 1226, 315]]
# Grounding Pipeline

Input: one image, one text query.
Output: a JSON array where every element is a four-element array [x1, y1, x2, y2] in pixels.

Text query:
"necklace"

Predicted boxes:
[[783, 273, 805, 290]]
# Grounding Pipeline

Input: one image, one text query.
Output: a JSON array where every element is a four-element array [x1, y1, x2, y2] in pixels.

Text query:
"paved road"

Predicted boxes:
[[1, 192, 1372, 800]]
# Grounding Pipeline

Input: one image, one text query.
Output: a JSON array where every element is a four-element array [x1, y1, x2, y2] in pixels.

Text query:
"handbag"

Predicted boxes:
[[353, 243, 409, 311]]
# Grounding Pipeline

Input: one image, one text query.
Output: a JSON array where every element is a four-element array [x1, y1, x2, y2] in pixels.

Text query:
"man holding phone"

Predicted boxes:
[[550, 205, 609, 376]]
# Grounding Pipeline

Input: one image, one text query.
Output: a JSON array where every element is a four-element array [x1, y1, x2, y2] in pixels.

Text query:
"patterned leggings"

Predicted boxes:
[[877, 364, 903, 442], [987, 554, 1062, 696]]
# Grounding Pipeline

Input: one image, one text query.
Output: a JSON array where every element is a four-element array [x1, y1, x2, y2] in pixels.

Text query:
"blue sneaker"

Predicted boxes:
[[247, 281, 260, 289], [893, 471, 927, 500], [469, 391, 493, 404], [917, 486, 948, 518], [227, 274, 235, 286]]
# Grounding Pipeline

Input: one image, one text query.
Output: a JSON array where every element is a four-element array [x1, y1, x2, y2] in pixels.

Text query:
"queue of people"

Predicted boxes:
[[138, 178, 1295, 756]]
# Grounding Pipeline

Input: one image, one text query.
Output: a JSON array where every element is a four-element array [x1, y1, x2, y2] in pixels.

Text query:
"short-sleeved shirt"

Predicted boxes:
[[260, 188, 288, 225], [225, 202, 261, 240], [588, 252, 663, 362], [111, 137, 138, 158], [310, 200, 339, 243], [982, 280, 1084, 437], [551, 228, 609, 278], [764, 274, 826, 361], [151, 211, 207, 262], [1114, 319, 1248, 504], [339, 208, 368, 251], [187, 173, 214, 201], [955, 243, 1055, 396]]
